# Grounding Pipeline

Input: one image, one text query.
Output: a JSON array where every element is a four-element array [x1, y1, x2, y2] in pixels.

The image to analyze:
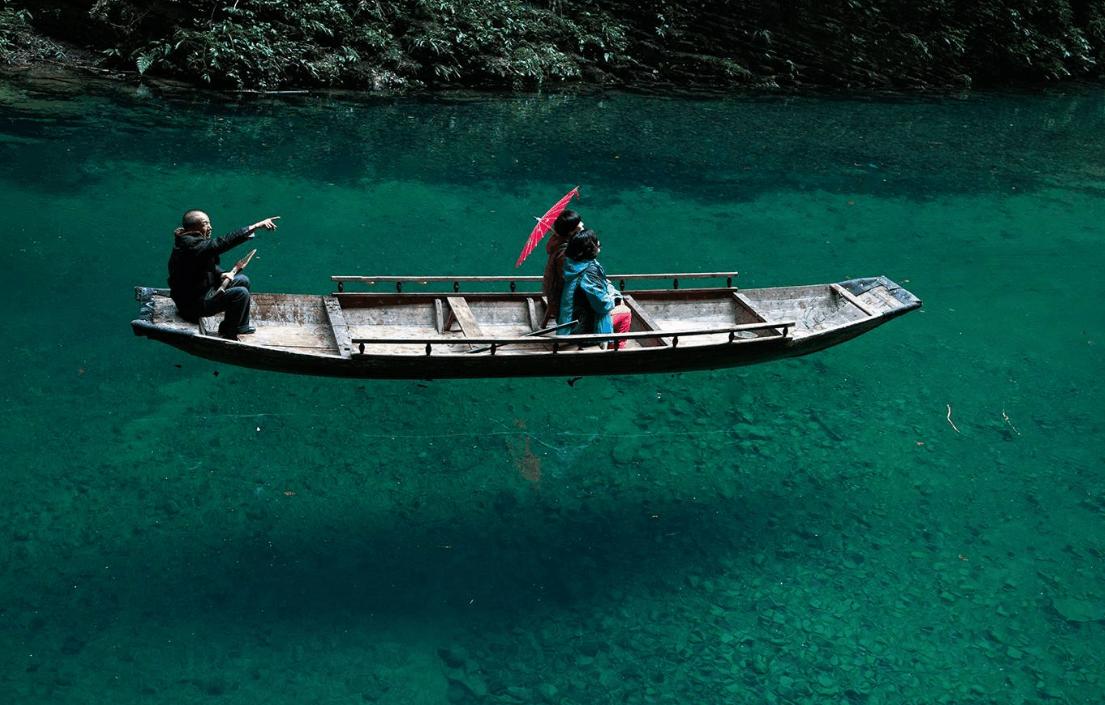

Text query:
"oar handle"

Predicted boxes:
[[466, 320, 577, 354], [216, 266, 241, 293], [216, 249, 257, 293]]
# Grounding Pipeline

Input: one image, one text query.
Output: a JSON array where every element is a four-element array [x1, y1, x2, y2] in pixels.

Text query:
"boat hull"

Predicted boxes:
[[132, 275, 921, 379]]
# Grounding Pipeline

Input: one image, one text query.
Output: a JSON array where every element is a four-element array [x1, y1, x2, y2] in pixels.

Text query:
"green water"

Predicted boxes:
[[2, 74, 1103, 704]]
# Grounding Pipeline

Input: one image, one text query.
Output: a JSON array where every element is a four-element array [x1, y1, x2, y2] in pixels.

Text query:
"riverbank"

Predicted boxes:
[[4, 1, 1104, 94]]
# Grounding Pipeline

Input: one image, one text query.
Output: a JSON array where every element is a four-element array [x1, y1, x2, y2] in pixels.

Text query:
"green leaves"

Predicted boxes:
[[0, 7, 33, 56], [67, 0, 633, 89], [1, 6, 68, 64], [13, 0, 1105, 90]]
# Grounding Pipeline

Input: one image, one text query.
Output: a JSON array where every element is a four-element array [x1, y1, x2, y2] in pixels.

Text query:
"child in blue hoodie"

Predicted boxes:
[[558, 229, 631, 348]]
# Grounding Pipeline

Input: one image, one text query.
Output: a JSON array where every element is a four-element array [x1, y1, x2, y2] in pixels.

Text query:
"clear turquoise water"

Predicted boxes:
[[1, 74, 1103, 703]]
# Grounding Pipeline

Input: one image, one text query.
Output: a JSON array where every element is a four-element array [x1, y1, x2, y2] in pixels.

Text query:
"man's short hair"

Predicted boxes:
[[182, 209, 206, 230]]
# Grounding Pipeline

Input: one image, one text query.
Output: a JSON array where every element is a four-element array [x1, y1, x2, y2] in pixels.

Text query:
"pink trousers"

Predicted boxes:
[[612, 309, 631, 350]]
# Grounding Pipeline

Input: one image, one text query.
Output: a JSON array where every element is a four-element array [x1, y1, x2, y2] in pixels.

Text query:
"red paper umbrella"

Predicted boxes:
[[515, 187, 579, 268]]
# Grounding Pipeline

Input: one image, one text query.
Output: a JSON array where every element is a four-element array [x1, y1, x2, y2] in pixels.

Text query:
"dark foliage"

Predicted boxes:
[[2, 0, 1102, 90]]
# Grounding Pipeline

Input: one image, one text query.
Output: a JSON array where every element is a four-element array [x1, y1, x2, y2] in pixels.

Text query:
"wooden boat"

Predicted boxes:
[[131, 273, 921, 379]]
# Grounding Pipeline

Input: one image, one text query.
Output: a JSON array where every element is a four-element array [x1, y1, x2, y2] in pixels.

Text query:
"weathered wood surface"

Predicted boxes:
[[444, 296, 484, 337], [332, 272, 739, 286], [831, 282, 875, 317], [323, 296, 354, 359], [621, 295, 669, 348]]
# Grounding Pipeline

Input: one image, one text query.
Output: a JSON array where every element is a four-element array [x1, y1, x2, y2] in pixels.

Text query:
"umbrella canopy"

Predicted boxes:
[[515, 187, 579, 268]]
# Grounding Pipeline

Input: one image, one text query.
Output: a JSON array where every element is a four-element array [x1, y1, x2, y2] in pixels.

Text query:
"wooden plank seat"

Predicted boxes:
[[621, 295, 670, 347], [324, 296, 354, 358], [830, 283, 875, 316], [730, 291, 780, 339], [526, 297, 541, 331], [443, 296, 484, 337], [732, 292, 768, 323]]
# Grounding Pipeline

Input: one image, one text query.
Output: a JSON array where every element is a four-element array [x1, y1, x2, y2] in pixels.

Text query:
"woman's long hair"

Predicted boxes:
[[566, 229, 600, 260]]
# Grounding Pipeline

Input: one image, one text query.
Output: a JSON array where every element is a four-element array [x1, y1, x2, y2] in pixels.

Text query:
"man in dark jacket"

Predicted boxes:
[[168, 209, 279, 340]]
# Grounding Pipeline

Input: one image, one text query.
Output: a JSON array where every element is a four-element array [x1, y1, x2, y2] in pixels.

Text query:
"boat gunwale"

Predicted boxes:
[[348, 320, 796, 351], [329, 287, 747, 306], [330, 271, 740, 287]]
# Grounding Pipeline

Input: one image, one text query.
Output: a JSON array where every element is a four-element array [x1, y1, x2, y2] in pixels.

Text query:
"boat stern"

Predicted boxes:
[[132, 286, 200, 341]]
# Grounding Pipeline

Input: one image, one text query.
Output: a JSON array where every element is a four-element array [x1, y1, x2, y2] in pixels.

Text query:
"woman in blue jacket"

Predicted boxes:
[[558, 229, 631, 348]]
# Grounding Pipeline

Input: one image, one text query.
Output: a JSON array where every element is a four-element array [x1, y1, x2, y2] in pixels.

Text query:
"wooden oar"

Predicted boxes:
[[216, 248, 257, 293], [466, 320, 577, 354]]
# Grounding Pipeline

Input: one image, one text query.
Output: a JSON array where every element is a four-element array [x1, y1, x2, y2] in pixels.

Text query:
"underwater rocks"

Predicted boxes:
[[1052, 597, 1105, 624]]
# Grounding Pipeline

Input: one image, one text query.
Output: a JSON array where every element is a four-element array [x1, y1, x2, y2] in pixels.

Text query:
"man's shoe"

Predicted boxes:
[[220, 332, 239, 341], [237, 326, 256, 335]]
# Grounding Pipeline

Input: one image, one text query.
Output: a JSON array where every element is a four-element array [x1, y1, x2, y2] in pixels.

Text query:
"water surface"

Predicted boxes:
[[1, 74, 1103, 704]]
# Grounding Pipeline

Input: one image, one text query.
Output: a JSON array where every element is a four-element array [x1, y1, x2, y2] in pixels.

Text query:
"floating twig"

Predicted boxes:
[[1002, 408, 1020, 436], [946, 404, 960, 433]]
